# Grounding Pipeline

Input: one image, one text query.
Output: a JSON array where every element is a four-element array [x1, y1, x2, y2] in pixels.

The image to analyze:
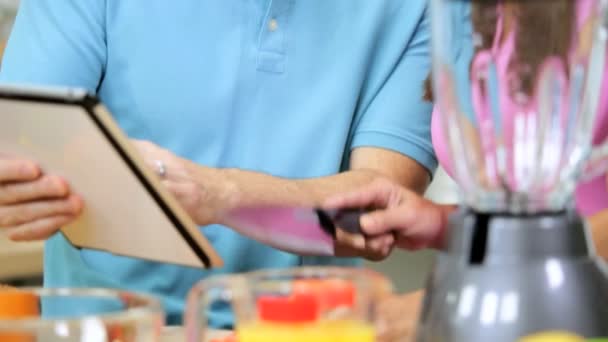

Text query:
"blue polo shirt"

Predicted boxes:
[[0, 0, 436, 327]]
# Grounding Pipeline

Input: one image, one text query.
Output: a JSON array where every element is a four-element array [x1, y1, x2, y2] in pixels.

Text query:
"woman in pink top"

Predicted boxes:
[[325, 0, 608, 257], [323, 4, 608, 334]]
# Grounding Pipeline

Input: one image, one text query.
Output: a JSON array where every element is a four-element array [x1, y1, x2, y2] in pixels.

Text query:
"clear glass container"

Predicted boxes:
[[430, 0, 608, 213], [0, 287, 164, 341], [184, 267, 395, 342]]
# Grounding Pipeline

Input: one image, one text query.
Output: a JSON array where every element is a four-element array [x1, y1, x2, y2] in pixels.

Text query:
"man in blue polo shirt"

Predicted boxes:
[[0, 0, 436, 326]]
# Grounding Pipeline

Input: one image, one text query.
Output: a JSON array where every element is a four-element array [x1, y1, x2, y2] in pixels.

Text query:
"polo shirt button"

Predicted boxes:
[[268, 18, 278, 32]]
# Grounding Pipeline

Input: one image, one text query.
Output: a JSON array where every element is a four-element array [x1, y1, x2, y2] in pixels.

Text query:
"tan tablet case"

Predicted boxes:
[[0, 84, 223, 268]]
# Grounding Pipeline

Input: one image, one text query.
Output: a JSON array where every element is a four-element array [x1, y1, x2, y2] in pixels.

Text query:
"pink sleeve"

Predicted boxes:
[[574, 0, 608, 216], [576, 0, 594, 30], [575, 55, 608, 216], [431, 106, 456, 179]]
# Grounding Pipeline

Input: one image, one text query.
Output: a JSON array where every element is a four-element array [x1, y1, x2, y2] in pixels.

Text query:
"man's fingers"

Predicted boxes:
[[6, 214, 76, 241], [0, 175, 69, 205], [0, 159, 40, 183], [0, 195, 83, 227]]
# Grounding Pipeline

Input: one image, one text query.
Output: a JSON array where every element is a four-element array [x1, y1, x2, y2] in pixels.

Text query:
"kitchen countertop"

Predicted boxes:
[[0, 237, 43, 281], [161, 327, 231, 342], [159, 326, 417, 342]]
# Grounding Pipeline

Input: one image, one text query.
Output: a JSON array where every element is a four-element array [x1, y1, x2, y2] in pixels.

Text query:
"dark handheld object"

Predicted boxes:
[[314, 208, 369, 238]]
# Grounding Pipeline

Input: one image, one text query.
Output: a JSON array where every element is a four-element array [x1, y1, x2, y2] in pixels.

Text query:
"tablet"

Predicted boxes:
[[0, 84, 223, 269]]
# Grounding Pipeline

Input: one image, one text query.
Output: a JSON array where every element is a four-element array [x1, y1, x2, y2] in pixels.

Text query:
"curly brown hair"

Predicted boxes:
[[423, 0, 574, 102]]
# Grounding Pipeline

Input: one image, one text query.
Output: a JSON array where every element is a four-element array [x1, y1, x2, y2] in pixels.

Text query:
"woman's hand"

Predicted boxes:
[[0, 154, 83, 241], [333, 227, 397, 262], [324, 178, 456, 251]]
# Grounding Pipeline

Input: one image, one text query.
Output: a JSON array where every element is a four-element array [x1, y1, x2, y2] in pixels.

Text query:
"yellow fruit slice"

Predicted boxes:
[[519, 331, 585, 342]]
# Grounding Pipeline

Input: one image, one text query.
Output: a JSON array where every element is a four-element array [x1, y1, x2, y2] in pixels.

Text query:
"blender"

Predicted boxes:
[[418, 0, 608, 340]]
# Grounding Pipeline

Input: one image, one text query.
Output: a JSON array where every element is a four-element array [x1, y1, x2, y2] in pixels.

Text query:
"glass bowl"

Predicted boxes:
[[0, 287, 164, 341]]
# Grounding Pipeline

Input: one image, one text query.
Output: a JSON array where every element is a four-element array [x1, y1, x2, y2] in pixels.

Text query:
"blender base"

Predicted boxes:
[[415, 209, 608, 341]]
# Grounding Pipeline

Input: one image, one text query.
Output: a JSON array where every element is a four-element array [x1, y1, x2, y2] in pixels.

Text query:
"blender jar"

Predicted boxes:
[[430, 0, 608, 213]]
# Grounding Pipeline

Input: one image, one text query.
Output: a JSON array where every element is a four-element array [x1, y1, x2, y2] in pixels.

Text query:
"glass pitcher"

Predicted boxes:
[[184, 267, 396, 342], [429, 0, 608, 213], [0, 287, 164, 341]]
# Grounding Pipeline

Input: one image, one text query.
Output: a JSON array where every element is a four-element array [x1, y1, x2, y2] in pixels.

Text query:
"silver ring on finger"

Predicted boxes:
[[154, 159, 167, 179]]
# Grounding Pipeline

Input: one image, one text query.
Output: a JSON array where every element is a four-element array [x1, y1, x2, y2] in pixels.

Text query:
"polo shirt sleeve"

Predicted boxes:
[[349, 2, 437, 175], [0, 0, 106, 92]]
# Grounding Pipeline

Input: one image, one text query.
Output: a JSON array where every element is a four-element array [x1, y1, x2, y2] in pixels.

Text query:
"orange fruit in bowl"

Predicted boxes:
[[0, 287, 39, 342], [0, 288, 39, 318]]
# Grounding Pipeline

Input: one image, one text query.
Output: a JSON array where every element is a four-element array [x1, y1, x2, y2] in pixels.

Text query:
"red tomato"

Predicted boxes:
[[257, 293, 319, 323], [292, 279, 356, 310]]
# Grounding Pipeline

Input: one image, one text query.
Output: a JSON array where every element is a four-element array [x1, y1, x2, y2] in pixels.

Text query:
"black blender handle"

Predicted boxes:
[[315, 208, 371, 236]]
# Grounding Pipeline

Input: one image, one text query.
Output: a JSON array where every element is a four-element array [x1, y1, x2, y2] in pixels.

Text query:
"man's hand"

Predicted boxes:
[[0, 155, 83, 241], [324, 178, 456, 251], [132, 140, 397, 259], [131, 140, 226, 226], [133, 141, 438, 260]]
